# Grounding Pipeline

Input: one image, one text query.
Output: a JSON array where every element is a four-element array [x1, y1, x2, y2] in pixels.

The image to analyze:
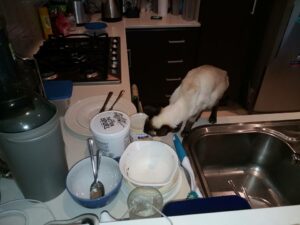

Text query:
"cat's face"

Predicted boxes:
[[144, 118, 174, 136], [143, 105, 182, 137]]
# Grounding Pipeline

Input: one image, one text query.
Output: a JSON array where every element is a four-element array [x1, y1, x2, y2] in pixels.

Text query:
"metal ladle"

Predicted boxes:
[[87, 138, 105, 199]]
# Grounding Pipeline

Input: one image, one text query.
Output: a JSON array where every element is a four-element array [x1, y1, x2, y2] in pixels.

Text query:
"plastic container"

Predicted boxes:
[[43, 80, 73, 116], [84, 22, 107, 35], [0, 20, 68, 202], [158, 0, 168, 17], [129, 113, 150, 141], [0, 106, 68, 202], [127, 187, 163, 219], [90, 110, 130, 158]]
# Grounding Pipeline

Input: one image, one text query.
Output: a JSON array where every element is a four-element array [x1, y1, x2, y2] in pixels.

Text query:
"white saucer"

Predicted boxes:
[[65, 95, 137, 137]]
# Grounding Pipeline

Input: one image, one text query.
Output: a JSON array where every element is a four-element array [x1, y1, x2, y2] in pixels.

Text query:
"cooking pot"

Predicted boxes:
[[101, 0, 122, 22]]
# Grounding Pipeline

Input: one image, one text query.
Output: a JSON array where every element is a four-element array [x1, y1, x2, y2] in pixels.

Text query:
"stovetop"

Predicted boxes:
[[34, 33, 121, 84]]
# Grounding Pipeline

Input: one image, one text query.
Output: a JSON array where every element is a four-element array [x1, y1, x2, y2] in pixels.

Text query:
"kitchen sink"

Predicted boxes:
[[183, 120, 300, 208]]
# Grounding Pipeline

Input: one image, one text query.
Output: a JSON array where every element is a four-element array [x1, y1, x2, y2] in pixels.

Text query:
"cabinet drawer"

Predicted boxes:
[[126, 27, 200, 107], [163, 61, 186, 78], [164, 29, 200, 58]]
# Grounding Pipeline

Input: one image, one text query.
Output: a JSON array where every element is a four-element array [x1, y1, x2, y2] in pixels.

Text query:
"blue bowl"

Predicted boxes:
[[66, 156, 122, 208], [84, 22, 107, 30]]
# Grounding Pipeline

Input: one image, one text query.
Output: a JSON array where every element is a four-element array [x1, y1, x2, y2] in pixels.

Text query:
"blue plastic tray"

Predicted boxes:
[[162, 195, 251, 216]]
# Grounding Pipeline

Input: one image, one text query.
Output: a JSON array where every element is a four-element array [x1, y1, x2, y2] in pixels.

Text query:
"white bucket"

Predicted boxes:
[[90, 110, 130, 158]]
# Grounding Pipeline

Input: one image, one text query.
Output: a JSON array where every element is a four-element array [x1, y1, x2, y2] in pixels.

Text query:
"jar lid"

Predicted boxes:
[[90, 111, 130, 138]]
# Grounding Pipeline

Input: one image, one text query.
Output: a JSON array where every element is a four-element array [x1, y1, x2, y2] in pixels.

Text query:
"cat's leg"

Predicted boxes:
[[208, 105, 218, 124], [181, 112, 202, 137]]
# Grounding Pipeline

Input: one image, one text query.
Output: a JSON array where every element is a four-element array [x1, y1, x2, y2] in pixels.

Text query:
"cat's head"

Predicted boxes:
[[143, 105, 182, 137]]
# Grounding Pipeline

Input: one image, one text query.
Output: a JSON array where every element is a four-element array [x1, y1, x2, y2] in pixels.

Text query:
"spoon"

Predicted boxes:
[[87, 138, 105, 199], [108, 90, 125, 110]]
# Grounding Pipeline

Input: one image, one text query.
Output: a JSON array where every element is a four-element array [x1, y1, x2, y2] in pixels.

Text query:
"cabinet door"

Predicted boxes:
[[197, 0, 277, 107], [197, 0, 256, 105], [127, 28, 200, 107], [127, 29, 166, 107]]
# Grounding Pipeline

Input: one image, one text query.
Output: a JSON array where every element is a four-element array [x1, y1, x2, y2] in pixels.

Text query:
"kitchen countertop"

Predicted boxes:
[[2, 111, 300, 225], [125, 11, 201, 29], [2, 14, 300, 225]]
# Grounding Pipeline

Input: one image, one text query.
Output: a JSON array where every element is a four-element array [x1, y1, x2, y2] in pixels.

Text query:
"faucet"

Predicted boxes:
[[292, 153, 300, 165]]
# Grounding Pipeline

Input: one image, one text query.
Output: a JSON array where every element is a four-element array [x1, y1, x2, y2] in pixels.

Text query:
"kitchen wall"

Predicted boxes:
[[0, 0, 44, 57]]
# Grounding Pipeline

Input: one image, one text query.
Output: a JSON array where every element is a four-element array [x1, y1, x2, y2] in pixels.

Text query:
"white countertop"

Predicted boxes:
[[125, 11, 201, 29], [2, 14, 300, 225]]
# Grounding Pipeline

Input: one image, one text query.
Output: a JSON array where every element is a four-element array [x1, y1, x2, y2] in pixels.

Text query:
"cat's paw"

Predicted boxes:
[[180, 129, 190, 138], [208, 116, 217, 124]]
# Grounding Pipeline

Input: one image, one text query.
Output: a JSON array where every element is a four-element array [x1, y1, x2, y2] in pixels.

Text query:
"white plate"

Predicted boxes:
[[65, 95, 137, 137]]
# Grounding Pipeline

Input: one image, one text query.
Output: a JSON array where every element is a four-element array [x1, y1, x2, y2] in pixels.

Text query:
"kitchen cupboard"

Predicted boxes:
[[196, 0, 277, 108], [126, 27, 200, 108]]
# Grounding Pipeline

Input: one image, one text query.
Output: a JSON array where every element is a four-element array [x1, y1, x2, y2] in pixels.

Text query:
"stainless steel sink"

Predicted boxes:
[[183, 120, 300, 208]]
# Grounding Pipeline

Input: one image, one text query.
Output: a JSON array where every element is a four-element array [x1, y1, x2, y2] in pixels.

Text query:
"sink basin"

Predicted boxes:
[[183, 120, 300, 208]]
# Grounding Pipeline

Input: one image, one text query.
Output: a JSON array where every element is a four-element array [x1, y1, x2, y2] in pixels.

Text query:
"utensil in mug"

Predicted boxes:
[[108, 90, 125, 110], [87, 138, 105, 199], [99, 91, 113, 113]]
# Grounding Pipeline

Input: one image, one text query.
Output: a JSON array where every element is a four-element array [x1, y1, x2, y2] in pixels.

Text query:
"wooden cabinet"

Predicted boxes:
[[126, 27, 200, 107]]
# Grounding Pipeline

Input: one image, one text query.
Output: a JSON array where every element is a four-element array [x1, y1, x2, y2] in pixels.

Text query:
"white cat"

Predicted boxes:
[[144, 65, 229, 136]]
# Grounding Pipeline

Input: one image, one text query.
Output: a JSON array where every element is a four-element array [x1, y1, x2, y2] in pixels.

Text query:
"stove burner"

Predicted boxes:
[[34, 33, 121, 84]]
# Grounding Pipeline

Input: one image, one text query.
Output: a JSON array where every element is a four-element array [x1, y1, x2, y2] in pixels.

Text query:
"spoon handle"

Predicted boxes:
[[108, 90, 125, 111], [99, 91, 113, 113], [95, 148, 101, 181], [87, 138, 97, 180]]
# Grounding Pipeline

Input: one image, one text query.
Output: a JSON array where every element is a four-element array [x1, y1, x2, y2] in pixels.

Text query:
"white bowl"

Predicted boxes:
[[121, 167, 184, 204], [66, 156, 122, 208], [119, 141, 179, 187], [123, 167, 180, 195]]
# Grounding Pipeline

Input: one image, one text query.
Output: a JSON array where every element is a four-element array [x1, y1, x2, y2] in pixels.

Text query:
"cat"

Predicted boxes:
[[144, 65, 229, 137]]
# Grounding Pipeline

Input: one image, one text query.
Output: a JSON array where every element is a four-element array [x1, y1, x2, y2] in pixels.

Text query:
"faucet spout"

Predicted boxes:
[[292, 153, 300, 165]]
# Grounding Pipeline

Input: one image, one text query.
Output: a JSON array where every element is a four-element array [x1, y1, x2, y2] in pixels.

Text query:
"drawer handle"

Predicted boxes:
[[127, 49, 131, 68], [165, 78, 182, 82], [168, 40, 186, 44], [167, 59, 184, 64]]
